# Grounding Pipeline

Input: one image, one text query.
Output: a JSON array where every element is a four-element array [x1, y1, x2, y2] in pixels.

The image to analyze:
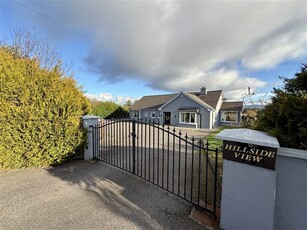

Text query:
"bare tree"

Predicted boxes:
[[1, 28, 72, 74], [242, 87, 271, 108]]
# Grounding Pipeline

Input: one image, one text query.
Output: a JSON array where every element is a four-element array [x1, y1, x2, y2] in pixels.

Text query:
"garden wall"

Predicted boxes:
[[275, 147, 307, 230]]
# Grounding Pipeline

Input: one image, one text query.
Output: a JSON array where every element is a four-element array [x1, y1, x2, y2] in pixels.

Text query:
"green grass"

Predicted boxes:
[[205, 126, 241, 149], [203, 126, 242, 207], [204, 127, 224, 150], [202, 127, 225, 207], [206, 132, 223, 150]]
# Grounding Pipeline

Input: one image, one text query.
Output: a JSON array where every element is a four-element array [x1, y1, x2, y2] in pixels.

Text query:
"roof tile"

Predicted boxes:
[[220, 101, 243, 111], [130, 90, 224, 111], [130, 94, 177, 111]]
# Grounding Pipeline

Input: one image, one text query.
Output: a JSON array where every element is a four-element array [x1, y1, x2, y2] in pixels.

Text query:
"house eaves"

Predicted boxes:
[[186, 93, 215, 110], [130, 94, 176, 111], [159, 92, 214, 111]]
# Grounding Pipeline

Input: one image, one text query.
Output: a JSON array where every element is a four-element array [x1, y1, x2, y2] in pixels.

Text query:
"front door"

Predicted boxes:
[[163, 112, 171, 125]]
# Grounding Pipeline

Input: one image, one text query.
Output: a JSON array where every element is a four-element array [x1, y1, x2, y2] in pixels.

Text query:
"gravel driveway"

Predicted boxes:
[[0, 160, 206, 230]]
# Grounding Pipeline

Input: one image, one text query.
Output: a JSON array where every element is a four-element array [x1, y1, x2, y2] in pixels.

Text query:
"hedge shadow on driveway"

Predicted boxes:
[[45, 160, 204, 229]]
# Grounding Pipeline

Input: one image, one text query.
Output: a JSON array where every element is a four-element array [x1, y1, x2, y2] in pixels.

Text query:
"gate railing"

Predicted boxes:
[[91, 118, 221, 216]]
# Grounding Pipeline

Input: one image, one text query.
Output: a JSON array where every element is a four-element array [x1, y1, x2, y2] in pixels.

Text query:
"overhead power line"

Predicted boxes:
[[12, 0, 160, 76]]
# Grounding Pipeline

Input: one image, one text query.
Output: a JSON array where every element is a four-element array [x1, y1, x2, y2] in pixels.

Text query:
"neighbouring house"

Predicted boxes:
[[129, 86, 243, 129]]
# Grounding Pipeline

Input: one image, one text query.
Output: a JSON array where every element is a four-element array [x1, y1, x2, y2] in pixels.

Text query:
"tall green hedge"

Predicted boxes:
[[0, 48, 91, 168]]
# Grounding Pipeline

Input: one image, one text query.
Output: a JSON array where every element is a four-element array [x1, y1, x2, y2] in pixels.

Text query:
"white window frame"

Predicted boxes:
[[179, 112, 197, 124], [144, 111, 148, 118], [220, 111, 237, 123], [151, 111, 155, 118]]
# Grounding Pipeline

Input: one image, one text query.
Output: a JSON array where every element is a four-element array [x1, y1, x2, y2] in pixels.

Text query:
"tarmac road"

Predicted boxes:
[[0, 160, 206, 230]]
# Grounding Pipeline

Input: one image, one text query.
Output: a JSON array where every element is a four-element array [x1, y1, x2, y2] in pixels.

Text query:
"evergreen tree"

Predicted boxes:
[[257, 64, 307, 149]]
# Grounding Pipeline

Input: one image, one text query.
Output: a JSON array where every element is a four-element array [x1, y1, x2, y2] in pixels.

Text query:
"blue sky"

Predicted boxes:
[[1, 0, 306, 104]]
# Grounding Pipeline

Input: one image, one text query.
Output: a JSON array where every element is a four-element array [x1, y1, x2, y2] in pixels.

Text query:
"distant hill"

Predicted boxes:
[[243, 104, 266, 110]]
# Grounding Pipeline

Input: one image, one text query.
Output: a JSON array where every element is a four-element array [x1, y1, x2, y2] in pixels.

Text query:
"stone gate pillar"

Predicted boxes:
[[82, 115, 101, 160], [216, 129, 280, 230]]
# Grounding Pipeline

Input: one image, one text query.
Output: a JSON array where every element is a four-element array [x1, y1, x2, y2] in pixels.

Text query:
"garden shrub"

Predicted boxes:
[[105, 106, 129, 119], [0, 48, 91, 168], [256, 64, 307, 150], [257, 91, 307, 150], [91, 100, 129, 118], [242, 108, 259, 129]]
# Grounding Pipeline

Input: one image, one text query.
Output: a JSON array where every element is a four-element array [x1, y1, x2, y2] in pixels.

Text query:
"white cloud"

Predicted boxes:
[[18, 0, 307, 98], [85, 93, 113, 102], [242, 25, 307, 69], [158, 68, 267, 100], [85, 93, 139, 105], [115, 95, 137, 105]]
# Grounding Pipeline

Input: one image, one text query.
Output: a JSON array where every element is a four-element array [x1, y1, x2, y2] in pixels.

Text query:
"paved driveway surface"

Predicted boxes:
[[0, 160, 206, 230], [173, 127, 216, 140]]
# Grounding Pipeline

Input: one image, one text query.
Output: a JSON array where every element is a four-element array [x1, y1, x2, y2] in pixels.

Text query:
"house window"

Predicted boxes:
[[179, 112, 196, 124], [151, 111, 155, 118], [221, 111, 237, 123], [144, 111, 148, 118], [134, 111, 139, 117]]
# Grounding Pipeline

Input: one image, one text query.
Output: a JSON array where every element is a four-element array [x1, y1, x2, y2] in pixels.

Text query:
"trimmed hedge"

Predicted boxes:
[[91, 100, 129, 118], [105, 106, 129, 119], [0, 48, 91, 168]]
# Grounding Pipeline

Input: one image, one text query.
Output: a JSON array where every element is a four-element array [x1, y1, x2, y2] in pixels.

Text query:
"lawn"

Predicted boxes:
[[203, 126, 241, 207], [204, 128, 224, 150]]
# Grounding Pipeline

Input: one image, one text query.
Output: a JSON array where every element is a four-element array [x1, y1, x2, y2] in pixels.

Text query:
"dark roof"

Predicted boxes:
[[193, 90, 223, 109], [130, 94, 177, 110], [131, 90, 223, 111], [220, 101, 243, 111], [186, 93, 214, 110]]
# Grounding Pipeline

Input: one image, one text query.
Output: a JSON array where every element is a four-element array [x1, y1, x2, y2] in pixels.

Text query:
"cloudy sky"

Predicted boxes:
[[1, 0, 306, 104]]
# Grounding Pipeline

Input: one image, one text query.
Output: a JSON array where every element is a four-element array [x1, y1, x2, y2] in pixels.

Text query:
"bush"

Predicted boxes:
[[91, 100, 129, 118], [0, 48, 91, 168], [105, 107, 129, 119], [242, 108, 259, 129], [257, 91, 307, 149], [256, 64, 307, 150]]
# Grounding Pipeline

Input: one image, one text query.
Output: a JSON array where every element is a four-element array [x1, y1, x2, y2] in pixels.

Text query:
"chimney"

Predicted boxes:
[[200, 86, 207, 95]]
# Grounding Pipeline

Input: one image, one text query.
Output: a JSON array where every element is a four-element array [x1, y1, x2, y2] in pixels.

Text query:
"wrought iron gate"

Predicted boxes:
[[91, 119, 220, 216]]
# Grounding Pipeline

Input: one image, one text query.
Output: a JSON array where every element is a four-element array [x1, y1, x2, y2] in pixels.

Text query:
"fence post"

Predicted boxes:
[[216, 129, 280, 230], [132, 119, 136, 174], [82, 115, 101, 160]]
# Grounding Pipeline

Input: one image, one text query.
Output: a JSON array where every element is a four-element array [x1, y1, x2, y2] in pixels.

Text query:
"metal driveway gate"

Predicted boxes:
[[91, 119, 220, 216]]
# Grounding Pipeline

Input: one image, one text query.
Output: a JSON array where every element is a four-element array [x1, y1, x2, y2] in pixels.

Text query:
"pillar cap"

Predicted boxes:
[[82, 115, 101, 120], [216, 128, 280, 148]]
